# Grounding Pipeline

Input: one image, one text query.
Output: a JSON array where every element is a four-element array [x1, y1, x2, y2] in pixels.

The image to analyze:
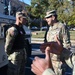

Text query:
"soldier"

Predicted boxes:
[[42, 10, 71, 75], [5, 11, 28, 75]]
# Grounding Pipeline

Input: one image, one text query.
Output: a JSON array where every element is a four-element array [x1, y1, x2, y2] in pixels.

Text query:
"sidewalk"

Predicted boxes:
[[31, 38, 44, 43], [31, 38, 75, 45]]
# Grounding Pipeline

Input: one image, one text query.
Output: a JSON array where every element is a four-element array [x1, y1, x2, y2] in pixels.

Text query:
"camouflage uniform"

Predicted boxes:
[[46, 22, 71, 75], [5, 26, 27, 75]]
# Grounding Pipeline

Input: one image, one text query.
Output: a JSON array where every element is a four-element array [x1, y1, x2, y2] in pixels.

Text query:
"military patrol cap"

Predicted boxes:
[[45, 10, 57, 18], [16, 11, 27, 19]]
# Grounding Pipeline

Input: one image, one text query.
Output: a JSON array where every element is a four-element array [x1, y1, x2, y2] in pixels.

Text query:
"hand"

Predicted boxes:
[[40, 37, 63, 55], [31, 48, 52, 75]]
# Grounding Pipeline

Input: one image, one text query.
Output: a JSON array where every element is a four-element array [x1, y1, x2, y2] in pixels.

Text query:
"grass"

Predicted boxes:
[[32, 30, 75, 40], [31, 31, 45, 38], [69, 31, 75, 40]]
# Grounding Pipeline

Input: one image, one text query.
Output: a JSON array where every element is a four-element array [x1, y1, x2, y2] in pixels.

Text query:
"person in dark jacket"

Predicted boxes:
[[5, 11, 28, 75]]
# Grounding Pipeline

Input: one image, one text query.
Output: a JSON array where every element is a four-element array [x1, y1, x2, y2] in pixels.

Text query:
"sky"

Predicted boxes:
[[19, 0, 31, 5]]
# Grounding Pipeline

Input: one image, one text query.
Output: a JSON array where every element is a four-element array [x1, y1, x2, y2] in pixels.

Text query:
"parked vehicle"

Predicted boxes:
[[73, 28, 75, 30], [31, 26, 39, 31], [70, 27, 75, 31], [41, 26, 47, 30]]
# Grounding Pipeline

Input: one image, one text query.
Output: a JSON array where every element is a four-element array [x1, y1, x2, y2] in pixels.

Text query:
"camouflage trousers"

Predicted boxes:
[[52, 60, 62, 75], [7, 48, 27, 75], [50, 54, 62, 75]]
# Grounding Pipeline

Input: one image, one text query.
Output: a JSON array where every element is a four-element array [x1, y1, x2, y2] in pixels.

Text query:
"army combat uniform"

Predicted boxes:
[[46, 22, 71, 75], [5, 25, 27, 75]]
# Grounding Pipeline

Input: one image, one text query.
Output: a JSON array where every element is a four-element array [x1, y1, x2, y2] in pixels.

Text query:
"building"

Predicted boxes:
[[0, 0, 5, 13]]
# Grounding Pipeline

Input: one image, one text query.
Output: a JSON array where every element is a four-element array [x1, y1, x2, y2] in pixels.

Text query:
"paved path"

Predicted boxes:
[[31, 38, 75, 45], [31, 38, 75, 55]]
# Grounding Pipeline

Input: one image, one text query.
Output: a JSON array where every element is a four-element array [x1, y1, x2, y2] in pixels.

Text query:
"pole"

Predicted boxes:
[[8, 1, 11, 15]]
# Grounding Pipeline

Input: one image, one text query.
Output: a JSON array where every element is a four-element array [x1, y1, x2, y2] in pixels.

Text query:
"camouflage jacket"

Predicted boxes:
[[46, 22, 71, 49]]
